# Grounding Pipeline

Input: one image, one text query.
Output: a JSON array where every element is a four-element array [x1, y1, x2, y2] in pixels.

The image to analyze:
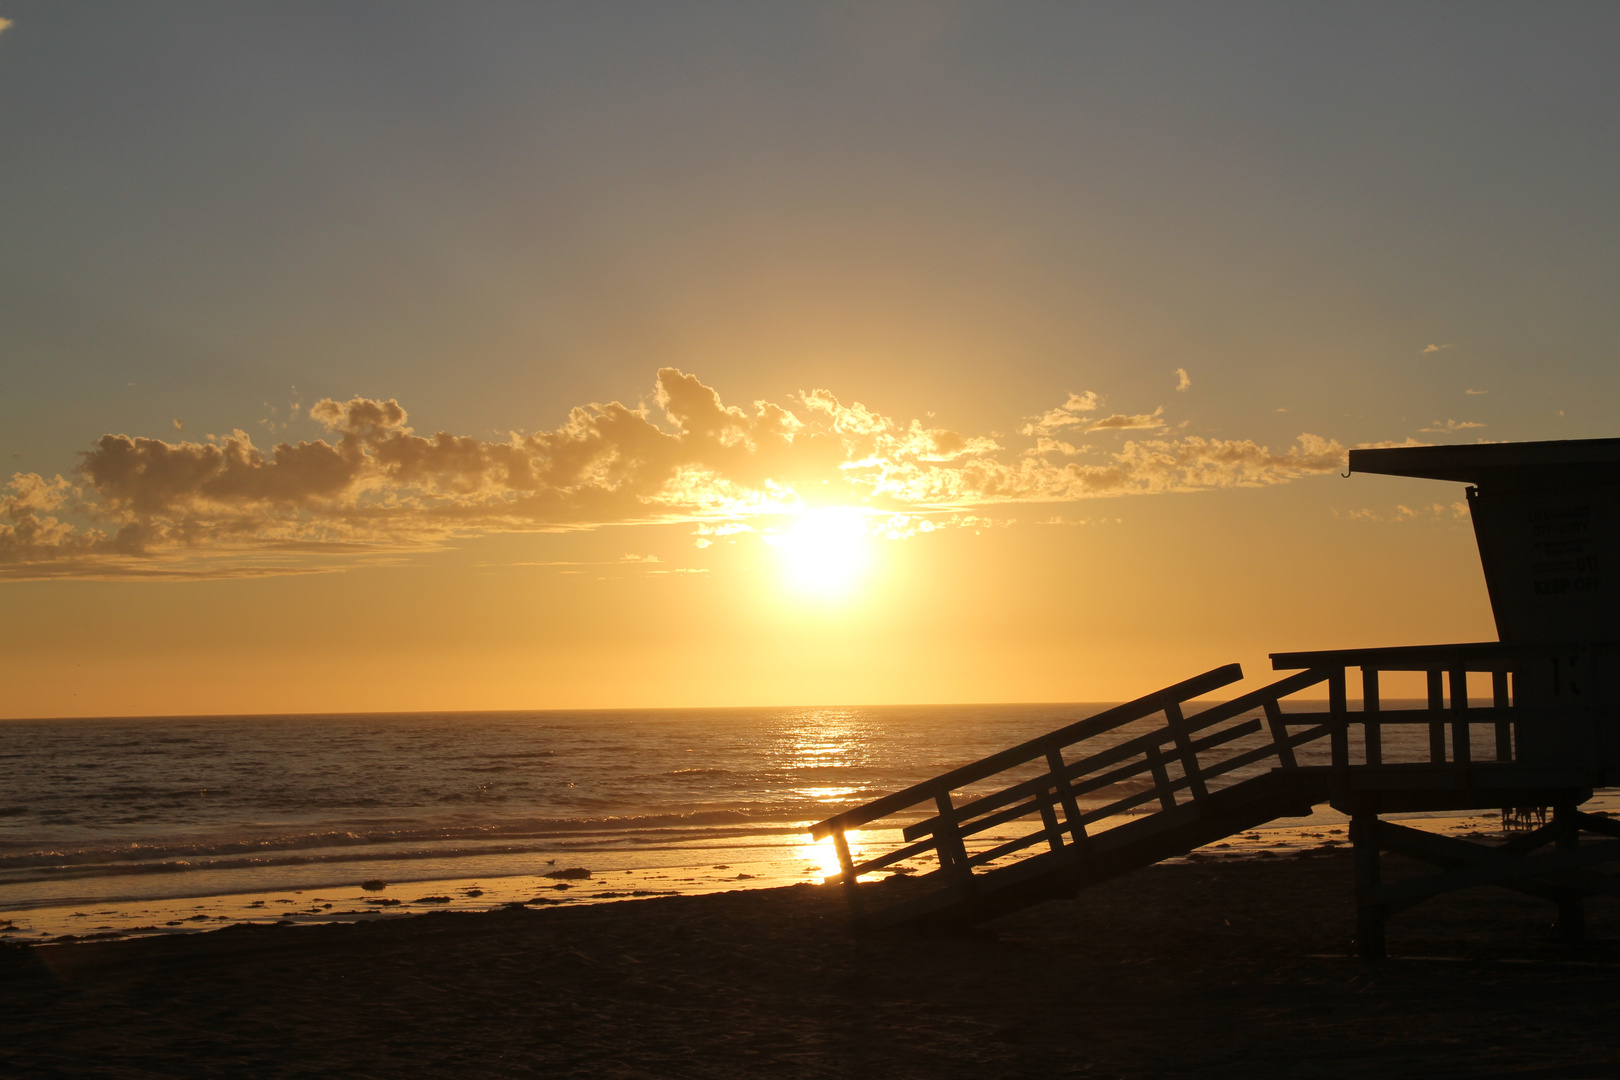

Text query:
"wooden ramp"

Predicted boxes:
[[810, 643, 1615, 940]]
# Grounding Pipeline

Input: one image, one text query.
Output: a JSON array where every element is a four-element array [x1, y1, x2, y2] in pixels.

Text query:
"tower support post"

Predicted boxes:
[[1553, 802, 1585, 941], [1351, 811, 1386, 961]]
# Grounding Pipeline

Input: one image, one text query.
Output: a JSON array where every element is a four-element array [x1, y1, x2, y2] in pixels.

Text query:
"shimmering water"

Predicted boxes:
[[0, 705, 1097, 903]]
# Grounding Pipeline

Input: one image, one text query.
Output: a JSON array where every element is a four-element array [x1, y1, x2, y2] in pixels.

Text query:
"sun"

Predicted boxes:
[[770, 507, 873, 599]]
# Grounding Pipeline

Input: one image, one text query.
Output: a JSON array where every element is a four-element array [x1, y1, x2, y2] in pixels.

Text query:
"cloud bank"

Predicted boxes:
[[3, 368, 1351, 578]]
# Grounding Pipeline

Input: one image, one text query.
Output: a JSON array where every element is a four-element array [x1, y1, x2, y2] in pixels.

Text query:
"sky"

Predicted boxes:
[[2, 2, 1617, 718]]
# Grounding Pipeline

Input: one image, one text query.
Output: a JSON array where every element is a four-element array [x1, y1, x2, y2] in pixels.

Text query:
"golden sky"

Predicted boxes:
[[1, 4, 1615, 716]]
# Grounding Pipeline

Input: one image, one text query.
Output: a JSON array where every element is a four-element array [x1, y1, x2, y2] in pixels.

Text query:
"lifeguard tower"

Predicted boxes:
[[811, 438, 1620, 958]]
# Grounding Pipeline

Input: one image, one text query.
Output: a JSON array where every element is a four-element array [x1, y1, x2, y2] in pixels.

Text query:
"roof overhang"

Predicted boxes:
[[1348, 438, 1620, 488]]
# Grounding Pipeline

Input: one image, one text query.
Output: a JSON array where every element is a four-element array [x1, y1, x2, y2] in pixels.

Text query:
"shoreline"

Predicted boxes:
[[5, 800, 1584, 945]]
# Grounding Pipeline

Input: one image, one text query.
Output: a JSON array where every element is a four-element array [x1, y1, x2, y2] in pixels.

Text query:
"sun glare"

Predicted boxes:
[[795, 829, 872, 880], [771, 507, 873, 599]]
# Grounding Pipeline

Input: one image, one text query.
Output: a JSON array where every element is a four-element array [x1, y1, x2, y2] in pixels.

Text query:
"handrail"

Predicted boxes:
[[1271, 640, 1617, 671], [809, 663, 1243, 839], [1178, 666, 1332, 728], [903, 719, 1264, 842]]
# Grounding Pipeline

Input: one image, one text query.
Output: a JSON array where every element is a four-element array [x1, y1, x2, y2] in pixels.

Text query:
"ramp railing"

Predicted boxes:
[[809, 663, 1336, 919]]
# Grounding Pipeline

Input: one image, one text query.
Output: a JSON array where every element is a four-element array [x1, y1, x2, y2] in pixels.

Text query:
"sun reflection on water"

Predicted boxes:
[[793, 829, 876, 879], [768, 708, 908, 881]]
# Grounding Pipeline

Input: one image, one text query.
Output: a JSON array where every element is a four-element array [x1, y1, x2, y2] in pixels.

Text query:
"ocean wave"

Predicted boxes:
[[0, 807, 829, 873], [100, 785, 228, 799], [0, 826, 817, 887], [0, 843, 576, 884]]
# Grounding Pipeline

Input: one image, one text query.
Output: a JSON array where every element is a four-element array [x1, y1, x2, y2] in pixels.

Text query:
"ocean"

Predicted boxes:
[[0, 702, 1535, 941]]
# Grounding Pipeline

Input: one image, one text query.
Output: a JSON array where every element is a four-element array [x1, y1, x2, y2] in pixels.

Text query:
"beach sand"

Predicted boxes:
[[6, 849, 1620, 1079]]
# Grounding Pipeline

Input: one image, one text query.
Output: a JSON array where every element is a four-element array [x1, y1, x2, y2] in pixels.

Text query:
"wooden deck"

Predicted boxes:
[[810, 641, 1619, 955]]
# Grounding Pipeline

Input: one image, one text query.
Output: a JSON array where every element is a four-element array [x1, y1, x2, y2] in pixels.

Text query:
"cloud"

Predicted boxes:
[[1334, 501, 1470, 524], [1353, 437, 1430, 450], [1086, 407, 1165, 432], [1465, 388, 1487, 395], [3, 370, 1357, 579], [0, 560, 347, 583], [504, 554, 664, 569], [1025, 437, 1087, 457], [0, 18, 12, 35], [1419, 419, 1486, 434], [0, 473, 113, 568], [1019, 391, 1101, 436], [1421, 343, 1454, 354], [1035, 515, 1122, 527], [1174, 368, 1191, 392]]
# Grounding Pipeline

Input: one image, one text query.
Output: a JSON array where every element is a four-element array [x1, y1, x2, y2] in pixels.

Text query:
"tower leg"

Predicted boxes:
[[1553, 803, 1585, 941], [1351, 811, 1385, 961]]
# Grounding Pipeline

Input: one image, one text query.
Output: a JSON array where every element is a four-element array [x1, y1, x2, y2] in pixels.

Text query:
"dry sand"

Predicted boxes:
[[5, 850, 1620, 1079]]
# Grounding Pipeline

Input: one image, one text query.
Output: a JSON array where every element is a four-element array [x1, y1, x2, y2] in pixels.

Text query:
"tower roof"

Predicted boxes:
[[1348, 438, 1620, 487]]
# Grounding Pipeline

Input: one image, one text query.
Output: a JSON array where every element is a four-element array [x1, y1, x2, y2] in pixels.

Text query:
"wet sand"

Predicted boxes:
[[6, 806, 1551, 943], [6, 851, 1620, 1079]]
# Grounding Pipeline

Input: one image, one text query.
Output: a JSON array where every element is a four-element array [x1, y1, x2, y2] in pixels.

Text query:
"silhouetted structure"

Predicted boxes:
[[812, 438, 1620, 958]]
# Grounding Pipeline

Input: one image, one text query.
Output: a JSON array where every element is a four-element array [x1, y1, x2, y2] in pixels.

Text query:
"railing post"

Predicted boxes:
[[934, 791, 976, 897], [1492, 669, 1513, 762], [1426, 669, 1446, 763], [1034, 784, 1065, 853], [1449, 666, 1471, 767], [1264, 699, 1297, 769], [1164, 701, 1209, 801], [1144, 744, 1177, 811], [1329, 669, 1349, 768], [1361, 667, 1382, 767], [1044, 745, 1090, 850], [831, 828, 866, 920]]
